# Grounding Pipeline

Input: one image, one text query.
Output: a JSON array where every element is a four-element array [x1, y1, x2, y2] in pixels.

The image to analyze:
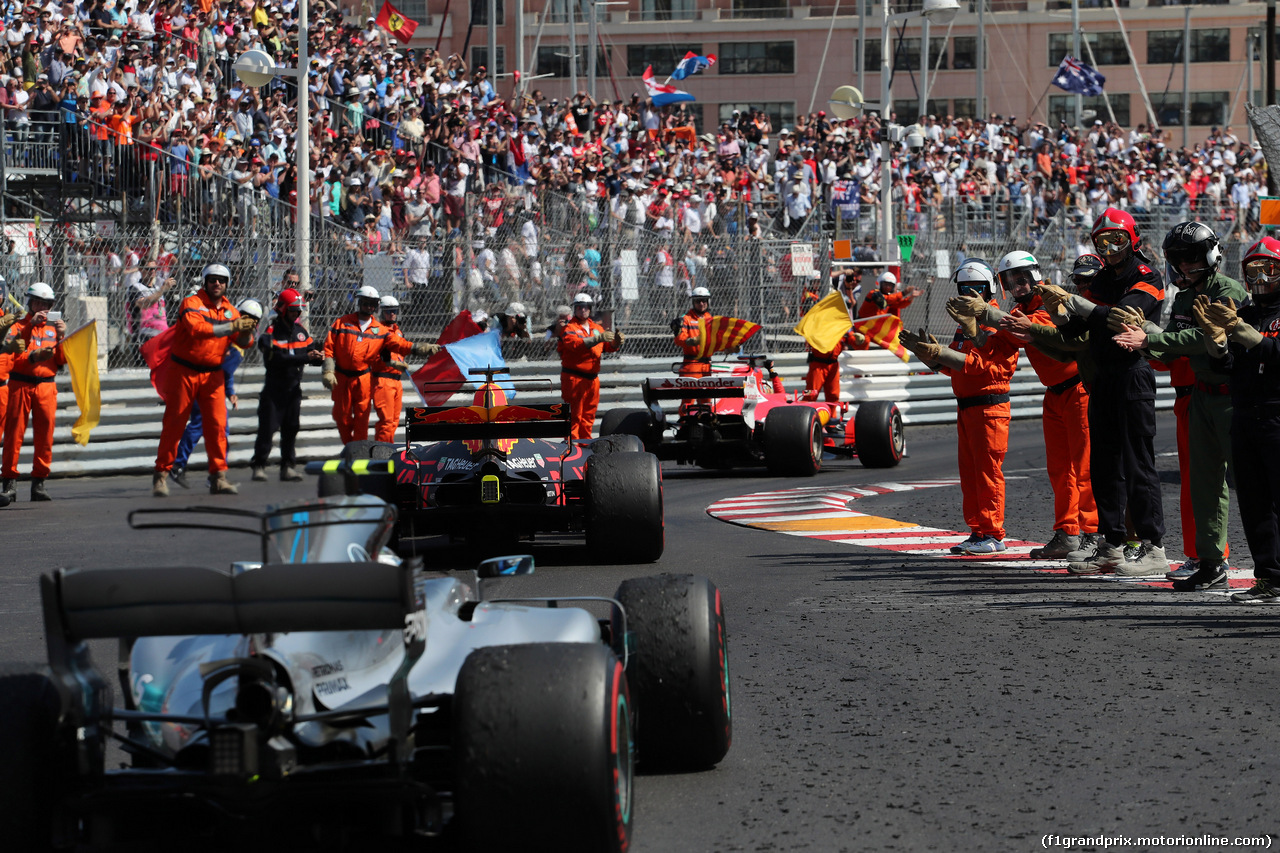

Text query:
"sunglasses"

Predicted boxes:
[[1093, 232, 1130, 250]]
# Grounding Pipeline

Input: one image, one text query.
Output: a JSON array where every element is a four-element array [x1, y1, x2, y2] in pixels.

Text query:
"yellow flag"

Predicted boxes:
[[792, 290, 853, 353], [62, 321, 101, 446]]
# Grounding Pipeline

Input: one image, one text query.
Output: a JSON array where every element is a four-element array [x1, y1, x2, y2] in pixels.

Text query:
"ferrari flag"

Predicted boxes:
[[854, 314, 910, 362], [696, 315, 762, 360], [792, 289, 854, 353], [375, 0, 419, 44], [62, 321, 101, 445]]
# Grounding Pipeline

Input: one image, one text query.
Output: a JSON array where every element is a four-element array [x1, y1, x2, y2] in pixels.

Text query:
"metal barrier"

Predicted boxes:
[[20, 346, 1183, 478]]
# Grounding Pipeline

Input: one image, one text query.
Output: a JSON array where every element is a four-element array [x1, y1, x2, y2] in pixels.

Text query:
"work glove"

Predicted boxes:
[[1034, 283, 1071, 321], [947, 294, 988, 319], [0, 310, 17, 332], [946, 301, 979, 340], [669, 318, 682, 334], [1105, 304, 1146, 333], [321, 370, 336, 390], [899, 327, 941, 362], [1203, 296, 1240, 336], [231, 315, 258, 332], [387, 359, 409, 372], [852, 331, 867, 346], [613, 331, 626, 346], [28, 346, 54, 363], [685, 335, 701, 349], [1192, 293, 1228, 349], [413, 342, 441, 356], [2, 335, 25, 354]]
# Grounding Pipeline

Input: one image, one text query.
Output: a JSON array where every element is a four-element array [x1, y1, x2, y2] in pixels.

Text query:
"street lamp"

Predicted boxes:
[[831, 0, 958, 270], [234, 10, 311, 297]]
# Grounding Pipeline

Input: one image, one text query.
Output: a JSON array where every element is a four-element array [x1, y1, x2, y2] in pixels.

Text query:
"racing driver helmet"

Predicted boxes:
[[473, 381, 508, 408], [1091, 207, 1139, 262], [1162, 221, 1221, 290], [1242, 236, 1280, 300]]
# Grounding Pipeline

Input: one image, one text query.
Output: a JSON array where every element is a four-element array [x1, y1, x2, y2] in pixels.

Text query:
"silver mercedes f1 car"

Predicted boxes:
[[0, 495, 730, 851]]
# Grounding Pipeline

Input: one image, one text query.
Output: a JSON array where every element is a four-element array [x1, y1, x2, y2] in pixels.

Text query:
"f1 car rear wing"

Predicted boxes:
[[642, 375, 747, 402], [406, 402, 571, 441]]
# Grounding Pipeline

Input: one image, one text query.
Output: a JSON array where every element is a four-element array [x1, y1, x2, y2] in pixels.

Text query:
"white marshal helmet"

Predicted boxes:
[[201, 263, 231, 281], [953, 262, 995, 299], [356, 285, 380, 301], [572, 292, 594, 306], [235, 298, 264, 320], [26, 281, 55, 302], [380, 295, 400, 310], [996, 251, 1044, 285], [690, 286, 711, 299], [877, 271, 898, 286]]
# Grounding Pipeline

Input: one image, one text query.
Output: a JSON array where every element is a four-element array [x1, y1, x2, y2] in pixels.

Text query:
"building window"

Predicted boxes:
[[719, 41, 795, 75], [626, 44, 703, 77], [862, 38, 881, 72], [890, 37, 921, 72], [1147, 28, 1229, 64], [641, 0, 696, 20], [893, 100, 920, 125], [471, 46, 506, 75], [470, 0, 504, 25], [1048, 93, 1131, 127], [928, 37, 948, 71], [728, 0, 789, 19], [397, 0, 429, 24], [952, 36, 985, 70], [924, 98, 949, 119], [719, 102, 795, 132], [1048, 32, 1129, 65], [952, 98, 976, 119], [1150, 91, 1229, 126], [536, 46, 608, 77]]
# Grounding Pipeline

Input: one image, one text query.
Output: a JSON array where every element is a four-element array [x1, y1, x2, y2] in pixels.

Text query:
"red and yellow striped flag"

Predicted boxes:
[[854, 314, 910, 362], [696, 315, 762, 360]]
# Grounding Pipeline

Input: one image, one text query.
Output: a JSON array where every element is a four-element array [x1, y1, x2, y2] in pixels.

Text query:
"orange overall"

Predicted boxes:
[[675, 307, 712, 377], [2, 318, 65, 479], [559, 316, 620, 439], [858, 289, 915, 319], [371, 321, 408, 444], [155, 291, 241, 475], [0, 347, 10, 453], [804, 330, 862, 403], [998, 294, 1098, 537], [324, 313, 412, 444], [939, 311, 1020, 540]]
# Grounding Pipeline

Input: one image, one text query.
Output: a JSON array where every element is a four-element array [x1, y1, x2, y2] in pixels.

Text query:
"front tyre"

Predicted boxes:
[[614, 574, 731, 771], [854, 401, 905, 468], [453, 644, 633, 853]]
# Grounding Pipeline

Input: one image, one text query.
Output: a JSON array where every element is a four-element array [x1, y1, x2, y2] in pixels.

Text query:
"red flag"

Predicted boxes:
[[374, 0, 419, 44], [140, 325, 178, 400], [410, 310, 484, 405]]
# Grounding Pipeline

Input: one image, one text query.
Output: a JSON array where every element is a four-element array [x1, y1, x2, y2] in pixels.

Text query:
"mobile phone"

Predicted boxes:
[[46, 310, 62, 322]]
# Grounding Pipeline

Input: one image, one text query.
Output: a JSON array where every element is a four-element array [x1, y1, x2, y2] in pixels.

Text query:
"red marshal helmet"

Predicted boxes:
[[473, 382, 508, 408], [1091, 207, 1139, 245], [1242, 236, 1280, 297], [277, 288, 302, 308]]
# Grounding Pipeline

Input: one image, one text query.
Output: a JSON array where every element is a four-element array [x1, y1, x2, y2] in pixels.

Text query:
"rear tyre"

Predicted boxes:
[[614, 574, 731, 771], [453, 644, 633, 853], [599, 408, 657, 452], [854, 401, 905, 468], [0, 666, 63, 851], [763, 406, 822, 477], [590, 434, 645, 457], [586, 452, 664, 563], [317, 439, 399, 500]]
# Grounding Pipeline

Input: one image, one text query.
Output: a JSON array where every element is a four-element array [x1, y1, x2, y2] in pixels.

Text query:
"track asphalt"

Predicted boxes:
[[2, 411, 1276, 851]]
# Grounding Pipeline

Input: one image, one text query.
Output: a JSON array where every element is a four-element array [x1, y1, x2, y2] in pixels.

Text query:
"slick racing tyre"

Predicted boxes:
[[453, 643, 633, 853], [614, 574, 731, 771], [586, 451, 664, 563], [589, 434, 646, 457], [0, 665, 66, 851], [599, 407, 658, 452], [854, 401, 905, 468], [763, 406, 822, 477], [318, 439, 399, 500]]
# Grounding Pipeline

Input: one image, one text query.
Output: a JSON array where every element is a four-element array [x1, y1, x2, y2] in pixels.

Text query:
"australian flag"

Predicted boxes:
[[1051, 55, 1105, 96], [669, 51, 717, 81]]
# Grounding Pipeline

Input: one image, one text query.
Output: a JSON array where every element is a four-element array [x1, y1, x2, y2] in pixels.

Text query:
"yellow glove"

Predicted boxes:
[[946, 302, 979, 339], [321, 370, 336, 390], [387, 359, 409, 372], [1105, 305, 1146, 333], [0, 310, 17, 332], [947, 294, 988, 318], [1035, 283, 1070, 320], [413, 342, 441, 356], [1204, 297, 1240, 336], [1192, 293, 1227, 349], [231, 315, 258, 332]]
